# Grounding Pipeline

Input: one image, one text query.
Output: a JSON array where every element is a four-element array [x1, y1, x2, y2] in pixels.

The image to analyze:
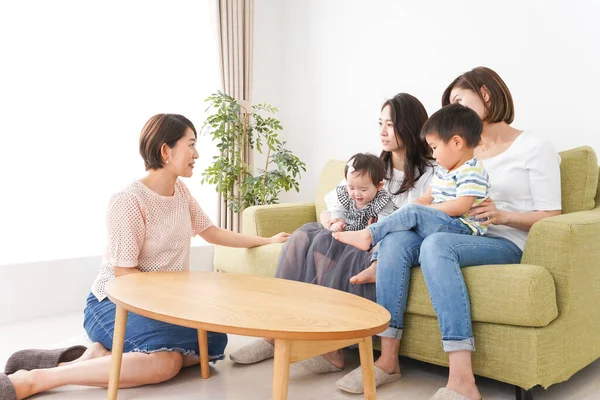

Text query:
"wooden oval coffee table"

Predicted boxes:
[[105, 271, 390, 400]]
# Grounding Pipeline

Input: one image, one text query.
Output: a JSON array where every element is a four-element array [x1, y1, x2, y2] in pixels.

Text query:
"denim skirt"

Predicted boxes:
[[83, 292, 227, 361]]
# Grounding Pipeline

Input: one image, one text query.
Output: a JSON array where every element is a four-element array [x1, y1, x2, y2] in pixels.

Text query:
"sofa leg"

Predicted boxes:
[[515, 386, 533, 400]]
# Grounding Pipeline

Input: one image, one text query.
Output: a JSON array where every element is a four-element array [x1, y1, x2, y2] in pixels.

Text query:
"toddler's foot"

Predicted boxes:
[[332, 229, 372, 251], [350, 264, 377, 285]]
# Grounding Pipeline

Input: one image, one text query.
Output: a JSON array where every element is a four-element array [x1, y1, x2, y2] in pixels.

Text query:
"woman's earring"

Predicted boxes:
[[166, 160, 170, 164]]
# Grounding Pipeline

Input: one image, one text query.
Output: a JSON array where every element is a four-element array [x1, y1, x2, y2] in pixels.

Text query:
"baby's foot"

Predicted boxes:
[[332, 229, 372, 251], [350, 264, 377, 285]]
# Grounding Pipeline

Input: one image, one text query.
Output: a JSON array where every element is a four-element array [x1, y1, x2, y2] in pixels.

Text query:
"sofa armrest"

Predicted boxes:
[[242, 203, 317, 237], [522, 206, 600, 313]]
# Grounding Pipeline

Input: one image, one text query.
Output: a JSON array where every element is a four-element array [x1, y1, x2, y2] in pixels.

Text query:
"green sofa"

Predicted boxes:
[[214, 146, 600, 397]]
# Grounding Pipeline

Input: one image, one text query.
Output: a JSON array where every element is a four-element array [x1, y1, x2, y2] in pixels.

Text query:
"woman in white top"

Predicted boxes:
[[2, 114, 289, 400], [229, 93, 435, 368], [336, 67, 562, 399]]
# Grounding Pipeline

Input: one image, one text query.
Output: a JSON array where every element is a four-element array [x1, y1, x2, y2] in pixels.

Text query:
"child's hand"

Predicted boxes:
[[329, 220, 346, 232], [269, 232, 291, 244], [413, 197, 429, 206]]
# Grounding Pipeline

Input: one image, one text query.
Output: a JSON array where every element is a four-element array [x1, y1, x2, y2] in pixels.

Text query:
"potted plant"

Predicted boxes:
[[201, 91, 306, 213]]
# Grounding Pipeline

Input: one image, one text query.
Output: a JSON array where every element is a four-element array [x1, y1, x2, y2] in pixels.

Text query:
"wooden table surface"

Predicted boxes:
[[106, 271, 390, 340]]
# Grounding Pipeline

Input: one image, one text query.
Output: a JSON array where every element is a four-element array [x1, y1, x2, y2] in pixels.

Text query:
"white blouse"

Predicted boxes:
[[482, 131, 562, 250], [91, 179, 213, 301]]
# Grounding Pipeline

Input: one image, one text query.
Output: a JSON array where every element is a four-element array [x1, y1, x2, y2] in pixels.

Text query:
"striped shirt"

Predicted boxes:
[[431, 157, 490, 235]]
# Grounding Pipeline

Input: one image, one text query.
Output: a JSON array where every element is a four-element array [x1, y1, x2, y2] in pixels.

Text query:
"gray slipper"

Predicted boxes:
[[5, 345, 87, 375], [293, 355, 343, 373], [229, 339, 274, 365], [0, 373, 17, 400], [336, 365, 401, 394], [430, 387, 474, 400]]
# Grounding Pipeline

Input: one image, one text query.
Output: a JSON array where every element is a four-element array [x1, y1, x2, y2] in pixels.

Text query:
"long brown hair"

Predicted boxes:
[[380, 93, 432, 195]]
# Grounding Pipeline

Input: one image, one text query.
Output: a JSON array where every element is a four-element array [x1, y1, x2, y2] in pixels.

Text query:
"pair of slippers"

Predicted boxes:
[[228, 340, 478, 398], [230, 339, 402, 394], [0, 345, 87, 400]]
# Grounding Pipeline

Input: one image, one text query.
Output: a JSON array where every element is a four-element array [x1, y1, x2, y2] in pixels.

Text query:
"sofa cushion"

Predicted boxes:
[[406, 264, 558, 327], [214, 243, 283, 276], [559, 146, 598, 214], [314, 160, 346, 217]]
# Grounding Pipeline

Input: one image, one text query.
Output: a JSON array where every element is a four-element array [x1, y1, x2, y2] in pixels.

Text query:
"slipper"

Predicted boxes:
[[336, 365, 401, 394], [0, 373, 17, 400], [229, 339, 274, 365], [5, 345, 87, 375], [292, 355, 343, 373], [430, 387, 473, 400]]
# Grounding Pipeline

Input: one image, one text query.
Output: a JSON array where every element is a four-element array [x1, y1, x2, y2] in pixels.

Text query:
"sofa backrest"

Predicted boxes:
[[314, 146, 600, 216], [559, 146, 598, 214], [314, 160, 346, 217]]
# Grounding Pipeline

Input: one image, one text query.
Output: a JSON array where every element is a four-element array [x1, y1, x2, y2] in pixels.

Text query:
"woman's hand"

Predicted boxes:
[[469, 198, 507, 226], [269, 232, 291, 244]]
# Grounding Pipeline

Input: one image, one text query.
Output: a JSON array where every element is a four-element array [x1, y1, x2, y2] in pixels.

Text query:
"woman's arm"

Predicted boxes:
[[200, 226, 289, 248], [502, 209, 561, 230], [470, 199, 561, 230], [113, 266, 142, 277]]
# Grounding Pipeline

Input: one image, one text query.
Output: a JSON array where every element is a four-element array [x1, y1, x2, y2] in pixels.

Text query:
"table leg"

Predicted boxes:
[[107, 305, 128, 400], [358, 336, 376, 400], [198, 329, 210, 379], [272, 339, 292, 400]]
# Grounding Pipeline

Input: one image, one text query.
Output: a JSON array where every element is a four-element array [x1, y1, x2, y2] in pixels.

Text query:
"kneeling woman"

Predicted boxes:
[[2, 114, 289, 399]]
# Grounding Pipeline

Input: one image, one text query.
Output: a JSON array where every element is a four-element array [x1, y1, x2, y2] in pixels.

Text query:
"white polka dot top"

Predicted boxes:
[[91, 179, 213, 301]]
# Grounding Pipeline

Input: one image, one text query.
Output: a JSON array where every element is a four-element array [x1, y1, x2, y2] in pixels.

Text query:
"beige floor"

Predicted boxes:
[[1, 313, 599, 399]]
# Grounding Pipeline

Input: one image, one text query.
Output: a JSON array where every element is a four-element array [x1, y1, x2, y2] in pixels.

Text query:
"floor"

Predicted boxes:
[[1, 313, 599, 399]]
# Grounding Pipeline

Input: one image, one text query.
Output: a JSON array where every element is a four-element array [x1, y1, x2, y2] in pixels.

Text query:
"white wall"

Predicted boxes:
[[254, 0, 600, 203], [0, 246, 215, 324]]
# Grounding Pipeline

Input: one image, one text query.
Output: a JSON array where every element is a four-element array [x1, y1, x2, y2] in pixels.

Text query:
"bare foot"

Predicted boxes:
[[332, 229, 372, 251], [374, 356, 400, 375], [350, 264, 377, 284], [9, 370, 35, 400], [58, 342, 110, 366], [321, 350, 344, 369]]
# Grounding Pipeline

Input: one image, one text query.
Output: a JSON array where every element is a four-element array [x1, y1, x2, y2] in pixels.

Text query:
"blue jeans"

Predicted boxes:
[[375, 231, 522, 351], [369, 204, 473, 244], [376, 230, 423, 339], [419, 233, 522, 351]]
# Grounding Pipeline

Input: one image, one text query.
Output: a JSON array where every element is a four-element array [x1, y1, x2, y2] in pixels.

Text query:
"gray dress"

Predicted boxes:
[[275, 222, 376, 300], [274, 166, 434, 302]]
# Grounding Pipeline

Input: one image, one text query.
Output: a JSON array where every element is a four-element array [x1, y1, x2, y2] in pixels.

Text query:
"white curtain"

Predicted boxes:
[[215, 0, 254, 232]]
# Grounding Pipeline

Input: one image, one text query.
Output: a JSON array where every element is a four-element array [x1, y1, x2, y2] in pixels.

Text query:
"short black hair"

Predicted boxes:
[[345, 153, 385, 186], [420, 104, 483, 147]]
